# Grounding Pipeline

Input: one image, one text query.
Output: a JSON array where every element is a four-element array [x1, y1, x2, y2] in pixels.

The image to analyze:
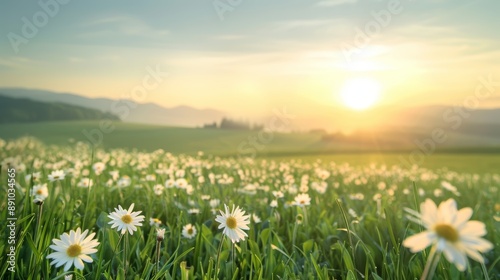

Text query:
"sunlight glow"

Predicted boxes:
[[340, 77, 381, 111]]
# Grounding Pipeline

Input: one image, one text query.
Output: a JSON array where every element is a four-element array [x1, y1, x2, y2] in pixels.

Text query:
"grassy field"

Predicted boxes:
[[275, 153, 500, 174], [1, 121, 500, 174], [0, 121, 319, 155], [0, 137, 499, 279]]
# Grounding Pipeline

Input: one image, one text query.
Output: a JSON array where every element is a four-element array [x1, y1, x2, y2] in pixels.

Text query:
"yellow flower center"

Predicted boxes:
[[36, 189, 43, 195], [66, 244, 82, 257], [226, 217, 237, 229], [121, 214, 133, 224], [187, 228, 194, 235], [300, 200, 305, 204], [434, 224, 459, 242]]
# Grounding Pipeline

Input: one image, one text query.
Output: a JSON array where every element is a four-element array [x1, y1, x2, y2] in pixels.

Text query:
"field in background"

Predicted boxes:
[[1, 121, 500, 174], [0, 121, 317, 155]]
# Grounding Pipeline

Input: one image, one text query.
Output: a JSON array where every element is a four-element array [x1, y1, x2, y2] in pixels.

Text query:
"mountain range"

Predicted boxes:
[[0, 95, 120, 124], [0, 87, 499, 150], [1, 87, 500, 148], [0, 88, 225, 127]]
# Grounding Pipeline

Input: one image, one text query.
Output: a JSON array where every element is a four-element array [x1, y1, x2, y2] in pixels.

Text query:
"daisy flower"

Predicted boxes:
[[25, 171, 42, 182], [46, 228, 99, 272], [175, 178, 188, 188], [150, 218, 162, 227], [198, 176, 205, 184], [403, 198, 493, 271], [165, 179, 176, 188], [215, 204, 250, 243], [117, 176, 131, 188], [156, 228, 165, 242], [31, 183, 48, 200], [77, 178, 93, 188], [270, 199, 278, 208], [48, 170, 66, 182], [153, 184, 164, 195], [108, 203, 145, 235], [210, 199, 220, 209], [92, 162, 106, 175], [182, 224, 197, 239], [252, 214, 261, 224], [293, 193, 311, 207], [109, 170, 120, 181]]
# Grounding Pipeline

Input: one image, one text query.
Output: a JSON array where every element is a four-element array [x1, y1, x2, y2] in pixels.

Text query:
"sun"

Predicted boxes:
[[340, 77, 381, 110]]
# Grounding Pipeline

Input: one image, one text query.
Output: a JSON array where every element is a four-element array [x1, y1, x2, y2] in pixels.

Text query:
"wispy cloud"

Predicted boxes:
[[212, 35, 248, 41], [78, 15, 169, 39], [0, 56, 39, 69], [315, 0, 357, 7], [81, 15, 135, 27], [274, 19, 337, 31]]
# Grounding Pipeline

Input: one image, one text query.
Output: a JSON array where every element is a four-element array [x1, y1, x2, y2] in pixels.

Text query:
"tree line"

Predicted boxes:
[[0, 95, 120, 123]]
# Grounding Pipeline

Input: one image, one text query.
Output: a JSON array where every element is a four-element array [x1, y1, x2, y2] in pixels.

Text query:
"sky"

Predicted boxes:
[[1, 0, 500, 121]]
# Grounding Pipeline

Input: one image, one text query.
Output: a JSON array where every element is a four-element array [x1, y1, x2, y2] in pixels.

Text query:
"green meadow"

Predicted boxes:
[[0, 124, 499, 279], [1, 121, 500, 173]]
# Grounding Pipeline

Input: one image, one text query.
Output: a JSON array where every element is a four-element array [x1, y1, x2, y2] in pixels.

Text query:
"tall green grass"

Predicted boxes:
[[0, 137, 499, 279]]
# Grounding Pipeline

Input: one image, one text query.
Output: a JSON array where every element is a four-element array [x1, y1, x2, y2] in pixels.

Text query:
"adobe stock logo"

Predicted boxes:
[[399, 74, 500, 169], [7, 0, 71, 54], [213, 0, 243, 21], [340, 0, 404, 63], [237, 107, 295, 159], [82, 65, 169, 147]]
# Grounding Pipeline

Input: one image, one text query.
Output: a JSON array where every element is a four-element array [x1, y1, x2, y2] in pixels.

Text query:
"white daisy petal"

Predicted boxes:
[[420, 199, 438, 226], [402, 231, 434, 252], [215, 204, 251, 243], [453, 207, 473, 228], [459, 221, 487, 236], [46, 228, 99, 272], [403, 198, 492, 272], [463, 246, 485, 263], [107, 204, 145, 236], [460, 236, 494, 251], [64, 260, 73, 272], [442, 243, 467, 271], [437, 199, 457, 223]]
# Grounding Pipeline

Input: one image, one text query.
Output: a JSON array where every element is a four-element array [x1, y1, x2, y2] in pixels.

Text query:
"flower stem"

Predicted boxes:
[[292, 222, 298, 254], [124, 233, 129, 278], [420, 245, 438, 280], [215, 234, 226, 279], [481, 261, 490, 280], [231, 242, 235, 276], [303, 206, 308, 225], [155, 239, 161, 273], [110, 234, 124, 278], [428, 250, 441, 280], [35, 203, 43, 246]]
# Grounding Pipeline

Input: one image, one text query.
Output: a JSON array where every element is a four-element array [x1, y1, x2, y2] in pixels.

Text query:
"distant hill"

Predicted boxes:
[[0, 95, 120, 124], [2, 87, 499, 134], [0, 88, 225, 127]]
